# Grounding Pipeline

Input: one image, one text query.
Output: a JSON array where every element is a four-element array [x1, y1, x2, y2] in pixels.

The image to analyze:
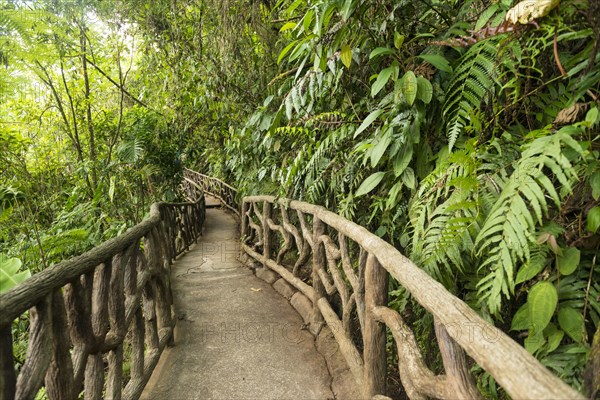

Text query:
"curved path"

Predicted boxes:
[[141, 200, 335, 400]]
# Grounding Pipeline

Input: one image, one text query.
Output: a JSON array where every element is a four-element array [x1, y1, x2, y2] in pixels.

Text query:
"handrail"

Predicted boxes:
[[241, 195, 583, 400], [183, 168, 239, 216], [0, 195, 206, 400]]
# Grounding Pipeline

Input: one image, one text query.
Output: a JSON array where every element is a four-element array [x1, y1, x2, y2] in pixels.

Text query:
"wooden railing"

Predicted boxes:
[[0, 196, 205, 400], [241, 195, 583, 400], [184, 168, 238, 216]]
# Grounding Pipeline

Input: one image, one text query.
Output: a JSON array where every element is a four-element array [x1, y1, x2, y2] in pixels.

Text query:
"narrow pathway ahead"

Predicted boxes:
[[141, 200, 334, 400]]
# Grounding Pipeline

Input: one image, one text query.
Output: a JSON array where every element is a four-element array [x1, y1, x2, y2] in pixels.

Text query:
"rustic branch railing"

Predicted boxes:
[[241, 195, 583, 400], [184, 168, 239, 216], [0, 196, 205, 400]]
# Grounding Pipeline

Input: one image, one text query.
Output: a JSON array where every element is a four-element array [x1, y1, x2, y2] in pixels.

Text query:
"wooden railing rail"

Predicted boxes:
[[183, 168, 239, 216], [241, 195, 583, 400], [0, 196, 205, 400]]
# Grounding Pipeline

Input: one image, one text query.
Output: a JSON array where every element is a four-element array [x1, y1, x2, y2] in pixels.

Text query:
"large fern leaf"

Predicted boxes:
[[443, 40, 498, 150], [0, 10, 33, 44], [475, 126, 583, 315], [408, 151, 480, 286]]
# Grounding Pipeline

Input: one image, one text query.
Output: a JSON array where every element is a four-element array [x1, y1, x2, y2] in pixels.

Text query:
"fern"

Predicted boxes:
[[117, 136, 145, 163], [475, 126, 584, 315], [443, 40, 499, 150], [0, 9, 33, 44], [408, 150, 480, 286]]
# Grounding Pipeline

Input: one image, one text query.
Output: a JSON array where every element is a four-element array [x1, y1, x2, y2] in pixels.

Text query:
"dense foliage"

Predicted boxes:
[[1, 0, 598, 397]]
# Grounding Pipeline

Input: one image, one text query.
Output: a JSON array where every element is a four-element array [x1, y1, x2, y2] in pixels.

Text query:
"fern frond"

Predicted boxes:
[[117, 137, 145, 163], [408, 150, 480, 285], [0, 9, 33, 44], [443, 40, 498, 150], [475, 126, 583, 315]]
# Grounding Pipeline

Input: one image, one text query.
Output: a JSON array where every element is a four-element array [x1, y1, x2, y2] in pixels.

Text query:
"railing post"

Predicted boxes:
[[434, 318, 482, 399], [311, 217, 326, 334], [241, 201, 248, 241], [364, 253, 388, 398], [0, 326, 16, 400], [262, 202, 272, 265]]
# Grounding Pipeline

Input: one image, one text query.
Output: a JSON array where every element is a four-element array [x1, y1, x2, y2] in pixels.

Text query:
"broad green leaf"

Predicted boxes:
[[393, 144, 413, 177], [401, 167, 415, 190], [515, 259, 545, 284], [286, 0, 304, 16], [371, 128, 392, 168], [0, 255, 30, 293], [591, 171, 600, 200], [558, 306, 585, 343], [371, 67, 393, 97], [356, 172, 385, 197], [402, 71, 417, 106], [280, 22, 297, 32], [556, 247, 580, 276], [354, 109, 384, 138], [510, 303, 530, 331], [394, 32, 405, 50], [524, 331, 545, 354], [527, 281, 557, 335], [587, 206, 600, 233], [416, 76, 433, 104], [278, 40, 298, 64], [544, 323, 563, 353], [341, 44, 352, 69], [475, 4, 499, 30], [418, 54, 453, 73], [586, 106, 599, 125], [303, 9, 315, 32], [369, 47, 395, 59], [386, 180, 403, 210]]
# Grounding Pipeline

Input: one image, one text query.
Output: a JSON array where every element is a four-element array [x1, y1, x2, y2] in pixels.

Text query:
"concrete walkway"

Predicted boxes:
[[141, 199, 334, 400]]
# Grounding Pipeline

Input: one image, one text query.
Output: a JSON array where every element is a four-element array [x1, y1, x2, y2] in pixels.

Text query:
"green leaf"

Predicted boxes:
[[401, 71, 418, 106], [371, 128, 392, 168], [591, 171, 600, 200], [556, 247, 580, 276], [393, 144, 413, 177], [527, 281, 557, 335], [401, 167, 416, 190], [356, 172, 386, 197], [516, 258, 545, 284], [369, 47, 395, 59], [544, 323, 563, 353], [0, 255, 30, 293], [525, 331, 545, 354], [585, 106, 599, 125], [419, 54, 453, 73], [354, 109, 384, 138], [558, 307, 585, 343], [416, 76, 433, 104], [587, 206, 600, 233], [394, 32, 405, 50], [280, 22, 297, 32], [371, 67, 393, 97], [510, 303, 530, 331], [386, 180, 403, 210], [341, 44, 352, 69], [474, 4, 499, 30], [278, 40, 299, 64]]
